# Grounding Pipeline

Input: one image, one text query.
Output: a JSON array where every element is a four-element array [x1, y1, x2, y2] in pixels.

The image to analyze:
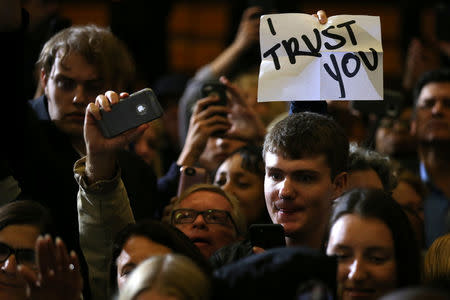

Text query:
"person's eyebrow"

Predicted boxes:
[[120, 262, 136, 271]]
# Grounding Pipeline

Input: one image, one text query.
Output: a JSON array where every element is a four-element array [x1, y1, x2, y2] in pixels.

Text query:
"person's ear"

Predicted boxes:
[[40, 69, 48, 91], [331, 171, 347, 200]]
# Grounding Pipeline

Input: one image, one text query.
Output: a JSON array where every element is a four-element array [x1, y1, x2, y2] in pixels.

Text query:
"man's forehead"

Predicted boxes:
[[418, 82, 450, 100], [265, 152, 329, 170], [180, 191, 232, 210], [52, 50, 100, 80]]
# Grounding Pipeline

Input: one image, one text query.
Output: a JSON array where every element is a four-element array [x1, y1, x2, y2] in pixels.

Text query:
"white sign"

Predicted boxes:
[[258, 14, 383, 101]]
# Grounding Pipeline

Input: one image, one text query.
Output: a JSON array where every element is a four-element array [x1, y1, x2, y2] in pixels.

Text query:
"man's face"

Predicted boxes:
[[0, 225, 40, 300], [412, 82, 450, 143], [173, 190, 238, 258], [116, 235, 172, 290], [375, 108, 416, 155], [264, 153, 341, 243], [41, 51, 105, 138], [198, 137, 247, 174]]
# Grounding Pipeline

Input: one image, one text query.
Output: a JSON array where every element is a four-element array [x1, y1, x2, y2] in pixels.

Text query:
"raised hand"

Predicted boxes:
[[84, 91, 149, 183], [18, 235, 83, 300], [177, 94, 231, 167], [219, 76, 266, 143]]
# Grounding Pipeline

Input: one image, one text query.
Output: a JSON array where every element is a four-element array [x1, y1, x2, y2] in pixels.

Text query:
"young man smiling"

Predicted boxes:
[[210, 111, 349, 267], [263, 112, 348, 249]]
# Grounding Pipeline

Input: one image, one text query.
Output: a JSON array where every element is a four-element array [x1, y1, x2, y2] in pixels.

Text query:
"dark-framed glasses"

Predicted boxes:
[[0, 242, 36, 267], [171, 208, 236, 229]]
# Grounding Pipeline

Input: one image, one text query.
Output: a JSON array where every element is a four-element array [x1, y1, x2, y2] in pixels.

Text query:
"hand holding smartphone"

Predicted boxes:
[[200, 81, 228, 136], [97, 88, 163, 138]]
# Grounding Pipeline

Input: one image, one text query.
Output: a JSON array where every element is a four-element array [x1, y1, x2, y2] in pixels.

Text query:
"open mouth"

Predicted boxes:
[[191, 237, 210, 246]]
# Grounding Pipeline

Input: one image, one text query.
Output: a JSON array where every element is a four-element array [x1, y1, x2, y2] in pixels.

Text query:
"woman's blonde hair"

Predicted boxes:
[[118, 254, 210, 300], [424, 233, 450, 283]]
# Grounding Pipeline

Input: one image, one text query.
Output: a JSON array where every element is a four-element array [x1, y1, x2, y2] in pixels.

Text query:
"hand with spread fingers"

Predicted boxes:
[[219, 76, 266, 143], [18, 235, 83, 300]]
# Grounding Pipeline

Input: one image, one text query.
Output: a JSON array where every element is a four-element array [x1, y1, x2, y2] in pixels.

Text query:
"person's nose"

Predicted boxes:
[[1, 255, 18, 275], [347, 259, 367, 282], [279, 177, 295, 201], [192, 213, 208, 230], [72, 84, 90, 106], [222, 181, 234, 195], [431, 100, 444, 117]]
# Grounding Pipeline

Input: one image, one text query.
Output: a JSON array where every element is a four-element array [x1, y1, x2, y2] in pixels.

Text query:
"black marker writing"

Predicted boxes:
[[267, 18, 276, 35]]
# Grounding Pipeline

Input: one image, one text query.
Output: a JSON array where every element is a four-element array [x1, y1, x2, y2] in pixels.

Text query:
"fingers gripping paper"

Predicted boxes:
[[258, 14, 383, 101]]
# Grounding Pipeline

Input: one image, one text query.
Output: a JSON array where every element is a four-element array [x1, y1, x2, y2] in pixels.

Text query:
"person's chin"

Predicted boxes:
[[57, 122, 84, 138]]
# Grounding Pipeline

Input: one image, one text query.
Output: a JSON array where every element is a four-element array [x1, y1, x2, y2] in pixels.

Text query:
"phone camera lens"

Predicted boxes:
[[185, 167, 196, 176]]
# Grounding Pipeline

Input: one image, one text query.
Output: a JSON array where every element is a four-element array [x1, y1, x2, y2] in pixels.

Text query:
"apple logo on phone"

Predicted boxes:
[[136, 104, 148, 115]]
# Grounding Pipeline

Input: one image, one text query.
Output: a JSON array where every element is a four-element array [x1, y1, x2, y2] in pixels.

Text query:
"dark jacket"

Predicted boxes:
[[212, 247, 337, 300]]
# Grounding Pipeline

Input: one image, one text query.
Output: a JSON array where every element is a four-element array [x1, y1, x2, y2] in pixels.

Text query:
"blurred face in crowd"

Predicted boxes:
[[0, 225, 40, 300], [214, 153, 265, 225], [347, 169, 383, 192], [199, 137, 247, 174], [116, 235, 172, 290], [376, 108, 416, 155], [327, 214, 397, 300], [172, 190, 238, 258], [134, 123, 161, 167], [264, 153, 345, 247], [392, 181, 424, 221], [412, 82, 450, 143], [41, 51, 105, 139]]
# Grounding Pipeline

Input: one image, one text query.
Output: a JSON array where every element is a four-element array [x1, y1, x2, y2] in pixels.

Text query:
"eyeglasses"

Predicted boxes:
[[0, 242, 36, 267], [171, 209, 237, 230]]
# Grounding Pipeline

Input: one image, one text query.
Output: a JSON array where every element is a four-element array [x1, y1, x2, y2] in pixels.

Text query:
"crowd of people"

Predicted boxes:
[[1, 0, 450, 299]]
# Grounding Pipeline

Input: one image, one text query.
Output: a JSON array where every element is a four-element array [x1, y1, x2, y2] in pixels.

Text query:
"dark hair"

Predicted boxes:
[[348, 144, 398, 193], [0, 200, 54, 236], [413, 68, 450, 109], [263, 112, 349, 179], [110, 219, 210, 292], [329, 188, 421, 287], [37, 24, 136, 91], [228, 144, 265, 177]]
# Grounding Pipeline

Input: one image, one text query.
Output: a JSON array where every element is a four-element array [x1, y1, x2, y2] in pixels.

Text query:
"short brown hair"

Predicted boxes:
[[263, 112, 349, 179], [37, 24, 136, 91]]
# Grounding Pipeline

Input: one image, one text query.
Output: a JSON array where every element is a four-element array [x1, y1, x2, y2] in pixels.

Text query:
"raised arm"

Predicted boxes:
[[75, 90, 148, 300]]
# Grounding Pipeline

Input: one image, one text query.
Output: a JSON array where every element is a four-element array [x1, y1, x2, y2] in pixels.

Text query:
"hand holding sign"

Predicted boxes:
[[258, 13, 383, 101]]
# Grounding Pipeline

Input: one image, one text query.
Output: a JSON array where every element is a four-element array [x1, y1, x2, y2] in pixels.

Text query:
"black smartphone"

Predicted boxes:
[[201, 81, 228, 136], [177, 166, 209, 197], [249, 224, 286, 249], [97, 88, 163, 138], [201, 81, 227, 109]]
